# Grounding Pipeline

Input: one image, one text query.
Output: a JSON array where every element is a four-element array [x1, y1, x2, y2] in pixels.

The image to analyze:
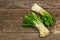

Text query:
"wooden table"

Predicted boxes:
[[0, 0, 60, 40]]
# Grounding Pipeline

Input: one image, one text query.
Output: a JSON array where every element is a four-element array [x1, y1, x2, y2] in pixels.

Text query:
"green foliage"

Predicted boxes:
[[41, 10, 56, 27], [22, 12, 42, 27]]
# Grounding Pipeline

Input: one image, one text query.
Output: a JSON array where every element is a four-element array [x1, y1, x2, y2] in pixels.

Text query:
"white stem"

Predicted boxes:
[[31, 4, 43, 13], [34, 21, 49, 37]]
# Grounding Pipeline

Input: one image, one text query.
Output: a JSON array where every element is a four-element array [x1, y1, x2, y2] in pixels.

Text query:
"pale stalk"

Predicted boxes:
[[31, 4, 46, 15], [33, 21, 49, 37]]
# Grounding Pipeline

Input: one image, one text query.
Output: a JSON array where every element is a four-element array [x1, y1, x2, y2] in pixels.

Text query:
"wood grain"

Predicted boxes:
[[0, 9, 59, 32], [0, 0, 60, 9], [0, 32, 60, 40], [0, 32, 40, 40], [0, 9, 59, 20], [0, 0, 60, 40]]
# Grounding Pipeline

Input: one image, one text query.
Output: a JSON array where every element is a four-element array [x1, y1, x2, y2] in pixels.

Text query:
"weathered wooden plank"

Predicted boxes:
[[2, 20, 38, 32], [0, 0, 60, 9], [41, 33, 60, 40], [0, 9, 59, 32], [0, 32, 60, 40], [0, 9, 59, 20], [2, 19, 60, 33], [0, 9, 30, 20], [0, 32, 40, 40]]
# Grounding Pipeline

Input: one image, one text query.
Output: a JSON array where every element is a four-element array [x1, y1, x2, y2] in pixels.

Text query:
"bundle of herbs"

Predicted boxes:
[[22, 4, 56, 37]]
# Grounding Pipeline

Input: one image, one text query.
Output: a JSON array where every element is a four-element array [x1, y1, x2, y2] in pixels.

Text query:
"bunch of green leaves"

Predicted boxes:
[[40, 10, 56, 27], [22, 12, 42, 27]]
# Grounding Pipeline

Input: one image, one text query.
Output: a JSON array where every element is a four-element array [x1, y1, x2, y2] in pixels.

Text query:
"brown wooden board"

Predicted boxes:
[[0, 0, 60, 9], [0, 32, 60, 40], [0, 0, 60, 40], [0, 9, 59, 32]]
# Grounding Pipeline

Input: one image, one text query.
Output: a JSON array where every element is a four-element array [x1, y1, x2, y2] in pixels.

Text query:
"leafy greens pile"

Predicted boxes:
[[22, 4, 56, 37]]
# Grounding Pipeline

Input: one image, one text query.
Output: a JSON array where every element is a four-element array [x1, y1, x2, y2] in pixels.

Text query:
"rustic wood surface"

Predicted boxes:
[[0, 0, 60, 40]]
